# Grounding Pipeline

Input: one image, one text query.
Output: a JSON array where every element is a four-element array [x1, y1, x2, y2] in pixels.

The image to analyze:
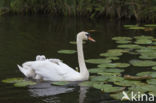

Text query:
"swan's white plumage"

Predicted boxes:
[[18, 31, 91, 81], [18, 60, 82, 81]]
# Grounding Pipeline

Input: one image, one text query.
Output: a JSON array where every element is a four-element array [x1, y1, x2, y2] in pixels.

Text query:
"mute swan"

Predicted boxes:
[[17, 31, 95, 81]]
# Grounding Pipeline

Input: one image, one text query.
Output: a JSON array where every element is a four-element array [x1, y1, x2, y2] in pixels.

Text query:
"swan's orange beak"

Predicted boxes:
[[88, 36, 96, 42]]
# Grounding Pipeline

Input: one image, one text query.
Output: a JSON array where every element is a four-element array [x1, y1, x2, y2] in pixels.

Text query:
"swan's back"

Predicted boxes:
[[18, 60, 82, 81]]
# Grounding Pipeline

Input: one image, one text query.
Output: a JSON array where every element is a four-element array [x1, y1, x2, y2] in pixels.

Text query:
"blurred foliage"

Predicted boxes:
[[0, 0, 156, 22]]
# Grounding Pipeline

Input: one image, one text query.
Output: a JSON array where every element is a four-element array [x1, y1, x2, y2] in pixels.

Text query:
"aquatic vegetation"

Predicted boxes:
[[2, 78, 24, 83], [57, 49, 76, 54], [112, 37, 132, 41], [98, 63, 130, 68], [100, 49, 128, 57], [86, 59, 111, 64], [2, 78, 36, 87], [52, 81, 69, 86], [14, 81, 36, 87], [117, 44, 143, 49], [134, 36, 154, 40], [144, 24, 156, 27], [135, 39, 152, 44], [130, 60, 156, 67]]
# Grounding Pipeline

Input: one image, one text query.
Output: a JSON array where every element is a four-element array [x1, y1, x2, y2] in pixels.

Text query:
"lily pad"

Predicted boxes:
[[85, 59, 111, 64], [144, 24, 156, 27], [14, 81, 36, 87], [130, 60, 156, 67], [137, 48, 156, 59], [135, 39, 152, 44], [128, 26, 145, 30], [98, 72, 121, 76], [79, 81, 94, 87], [147, 79, 156, 85], [106, 56, 120, 60], [137, 72, 156, 78], [100, 49, 128, 57], [2, 78, 24, 83], [108, 76, 124, 82], [123, 25, 138, 28], [91, 76, 109, 82], [116, 40, 131, 44], [93, 83, 125, 93], [152, 66, 156, 70], [117, 44, 142, 49], [134, 36, 154, 40], [98, 63, 130, 68], [114, 80, 142, 86], [52, 81, 69, 86], [57, 50, 76, 54], [112, 37, 132, 41], [88, 68, 107, 73], [100, 52, 122, 57]]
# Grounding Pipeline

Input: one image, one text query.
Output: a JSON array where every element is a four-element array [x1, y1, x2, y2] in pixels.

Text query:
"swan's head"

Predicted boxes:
[[77, 31, 95, 42]]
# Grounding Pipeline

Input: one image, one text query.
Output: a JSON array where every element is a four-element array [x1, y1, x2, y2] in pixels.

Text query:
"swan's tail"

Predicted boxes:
[[17, 64, 28, 77]]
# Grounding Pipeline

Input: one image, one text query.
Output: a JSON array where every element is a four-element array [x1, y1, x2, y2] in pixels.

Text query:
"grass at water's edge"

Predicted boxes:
[[0, 0, 156, 22]]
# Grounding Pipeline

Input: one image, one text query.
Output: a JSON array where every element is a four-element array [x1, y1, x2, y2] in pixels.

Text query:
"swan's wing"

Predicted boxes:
[[31, 60, 80, 81], [18, 60, 81, 81], [17, 61, 36, 78]]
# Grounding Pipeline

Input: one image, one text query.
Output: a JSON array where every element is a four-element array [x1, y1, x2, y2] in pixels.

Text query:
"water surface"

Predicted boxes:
[[0, 16, 155, 103]]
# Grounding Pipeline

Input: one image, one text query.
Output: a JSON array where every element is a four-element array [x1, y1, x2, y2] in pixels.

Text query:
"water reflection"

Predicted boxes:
[[28, 82, 88, 103], [29, 82, 74, 97]]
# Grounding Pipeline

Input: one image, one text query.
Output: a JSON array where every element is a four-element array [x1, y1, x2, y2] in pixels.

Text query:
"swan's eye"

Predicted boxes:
[[85, 33, 90, 37]]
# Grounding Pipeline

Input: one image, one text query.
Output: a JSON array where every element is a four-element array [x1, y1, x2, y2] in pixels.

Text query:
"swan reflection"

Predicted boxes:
[[28, 82, 88, 103]]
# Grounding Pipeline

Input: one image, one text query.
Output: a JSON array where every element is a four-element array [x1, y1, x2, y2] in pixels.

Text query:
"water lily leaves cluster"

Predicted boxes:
[[2, 78, 36, 87], [83, 35, 156, 100]]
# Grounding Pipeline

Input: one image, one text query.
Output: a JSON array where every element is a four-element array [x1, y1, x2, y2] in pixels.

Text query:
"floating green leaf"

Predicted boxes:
[[85, 59, 111, 64], [116, 40, 131, 44], [147, 79, 156, 85], [137, 72, 156, 78], [108, 76, 124, 82], [114, 80, 142, 86], [52, 81, 69, 86], [112, 37, 132, 41], [123, 25, 138, 28], [135, 39, 152, 44], [100, 49, 128, 57], [117, 44, 143, 49], [98, 63, 130, 68], [57, 50, 76, 54], [79, 81, 94, 87], [88, 68, 106, 73], [100, 52, 122, 57], [106, 56, 120, 60], [144, 24, 156, 27], [130, 60, 156, 67], [134, 36, 154, 40], [93, 83, 125, 93], [128, 26, 145, 30], [152, 66, 156, 70], [14, 81, 36, 87], [2, 78, 24, 83], [91, 76, 109, 82]]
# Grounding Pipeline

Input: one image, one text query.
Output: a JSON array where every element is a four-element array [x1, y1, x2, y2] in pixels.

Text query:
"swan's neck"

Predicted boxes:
[[77, 36, 89, 79]]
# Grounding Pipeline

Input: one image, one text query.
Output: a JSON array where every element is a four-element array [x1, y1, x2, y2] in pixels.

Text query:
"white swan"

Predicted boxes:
[[17, 31, 95, 81]]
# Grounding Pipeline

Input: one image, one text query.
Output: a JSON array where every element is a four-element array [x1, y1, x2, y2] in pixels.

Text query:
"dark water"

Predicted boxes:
[[0, 16, 155, 103]]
